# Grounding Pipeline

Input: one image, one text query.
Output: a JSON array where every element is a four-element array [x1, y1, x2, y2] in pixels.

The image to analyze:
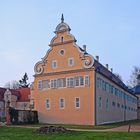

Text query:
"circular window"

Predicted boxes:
[[59, 49, 65, 56]]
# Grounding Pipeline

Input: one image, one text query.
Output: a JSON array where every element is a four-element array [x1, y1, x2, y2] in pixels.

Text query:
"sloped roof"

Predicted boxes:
[[93, 60, 135, 97], [132, 85, 140, 94], [16, 88, 30, 102], [0, 87, 21, 101]]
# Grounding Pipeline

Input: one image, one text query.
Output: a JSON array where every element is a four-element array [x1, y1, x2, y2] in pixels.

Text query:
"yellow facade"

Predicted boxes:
[[32, 15, 138, 125]]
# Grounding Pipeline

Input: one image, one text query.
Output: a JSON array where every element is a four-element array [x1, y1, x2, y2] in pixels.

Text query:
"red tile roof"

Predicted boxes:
[[16, 88, 30, 102], [0, 87, 21, 101]]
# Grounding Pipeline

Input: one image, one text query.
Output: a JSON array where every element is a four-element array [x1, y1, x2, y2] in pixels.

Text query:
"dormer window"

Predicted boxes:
[[52, 60, 57, 69], [68, 58, 74, 66], [61, 37, 64, 43]]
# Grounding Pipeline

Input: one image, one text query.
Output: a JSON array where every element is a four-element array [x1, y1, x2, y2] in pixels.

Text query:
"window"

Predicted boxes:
[[79, 76, 84, 86], [85, 76, 90, 86], [98, 97, 102, 109], [46, 80, 50, 89], [67, 78, 70, 87], [75, 77, 80, 86], [112, 101, 116, 107], [61, 37, 64, 42], [46, 99, 50, 109], [106, 99, 109, 111], [59, 49, 65, 56], [75, 97, 80, 108], [51, 79, 54, 88], [117, 103, 120, 108], [38, 81, 42, 90], [62, 78, 66, 87], [57, 78, 63, 88], [60, 98, 65, 109], [54, 79, 57, 88], [70, 77, 75, 87], [51, 79, 57, 89], [68, 58, 74, 66], [52, 60, 57, 69]]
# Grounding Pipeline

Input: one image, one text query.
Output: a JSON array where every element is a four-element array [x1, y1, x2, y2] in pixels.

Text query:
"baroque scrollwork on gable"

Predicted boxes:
[[83, 54, 94, 68], [34, 61, 44, 75], [74, 43, 94, 69], [34, 47, 53, 75]]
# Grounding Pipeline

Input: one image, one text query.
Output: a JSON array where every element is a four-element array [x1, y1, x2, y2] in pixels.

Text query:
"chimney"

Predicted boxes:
[[96, 56, 99, 62], [111, 68, 113, 73], [83, 45, 86, 53], [105, 64, 109, 70]]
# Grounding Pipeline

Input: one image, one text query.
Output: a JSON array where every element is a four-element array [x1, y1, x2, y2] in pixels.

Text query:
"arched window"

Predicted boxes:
[[61, 37, 64, 43]]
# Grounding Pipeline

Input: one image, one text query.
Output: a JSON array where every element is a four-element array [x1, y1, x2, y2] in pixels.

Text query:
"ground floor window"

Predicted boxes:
[[46, 99, 50, 109], [98, 97, 102, 109], [60, 98, 65, 109], [75, 97, 80, 108]]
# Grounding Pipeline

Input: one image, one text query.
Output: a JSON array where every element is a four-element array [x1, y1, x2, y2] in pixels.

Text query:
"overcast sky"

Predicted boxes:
[[0, 0, 140, 87]]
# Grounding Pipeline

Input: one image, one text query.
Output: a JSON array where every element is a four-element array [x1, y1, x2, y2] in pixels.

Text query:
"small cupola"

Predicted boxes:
[[55, 14, 71, 33]]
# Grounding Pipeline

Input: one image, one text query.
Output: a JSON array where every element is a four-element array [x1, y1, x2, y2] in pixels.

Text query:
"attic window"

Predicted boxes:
[[61, 37, 64, 43], [59, 49, 65, 56]]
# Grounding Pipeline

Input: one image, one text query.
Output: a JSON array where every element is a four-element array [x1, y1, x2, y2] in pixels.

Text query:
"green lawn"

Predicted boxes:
[[0, 127, 140, 140], [21, 119, 140, 130]]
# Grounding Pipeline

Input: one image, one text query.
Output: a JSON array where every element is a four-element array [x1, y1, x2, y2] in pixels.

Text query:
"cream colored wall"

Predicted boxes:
[[96, 73, 137, 125], [33, 70, 95, 125]]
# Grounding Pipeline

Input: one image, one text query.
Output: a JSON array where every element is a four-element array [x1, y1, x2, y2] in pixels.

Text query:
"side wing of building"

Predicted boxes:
[[94, 61, 138, 125]]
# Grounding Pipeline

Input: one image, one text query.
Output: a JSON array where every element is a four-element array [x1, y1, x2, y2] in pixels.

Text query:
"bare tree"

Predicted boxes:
[[127, 66, 140, 88], [4, 80, 19, 89]]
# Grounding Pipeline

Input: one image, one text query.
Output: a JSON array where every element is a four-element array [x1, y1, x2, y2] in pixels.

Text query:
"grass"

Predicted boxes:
[[20, 119, 140, 130], [0, 127, 140, 140]]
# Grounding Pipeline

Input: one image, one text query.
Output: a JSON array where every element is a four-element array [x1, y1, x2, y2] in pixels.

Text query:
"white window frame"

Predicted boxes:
[[79, 76, 84, 86], [46, 99, 50, 110], [85, 75, 90, 86], [68, 58, 74, 66], [75, 97, 80, 108], [52, 60, 57, 69], [59, 98, 65, 109], [38, 80, 42, 90]]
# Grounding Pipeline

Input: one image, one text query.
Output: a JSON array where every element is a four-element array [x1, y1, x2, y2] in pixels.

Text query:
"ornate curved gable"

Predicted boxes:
[[34, 15, 94, 75]]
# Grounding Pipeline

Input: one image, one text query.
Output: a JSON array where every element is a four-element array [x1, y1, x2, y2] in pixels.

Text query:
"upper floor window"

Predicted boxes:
[[61, 37, 64, 43], [46, 99, 50, 109], [60, 98, 65, 109], [38, 80, 42, 90], [75, 97, 80, 108], [85, 76, 90, 86], [75, 77, 80, 86], [68, 58, 74, 66], [79, 76, 84, 86], [52, 60, 57, 69], [59, 49, 65, 56]]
